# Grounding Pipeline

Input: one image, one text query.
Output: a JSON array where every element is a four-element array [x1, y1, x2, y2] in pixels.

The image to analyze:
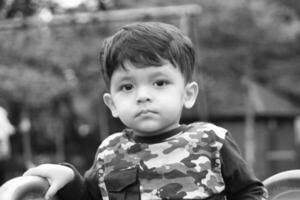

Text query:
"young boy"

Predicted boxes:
[[24, 22, 268, 200]]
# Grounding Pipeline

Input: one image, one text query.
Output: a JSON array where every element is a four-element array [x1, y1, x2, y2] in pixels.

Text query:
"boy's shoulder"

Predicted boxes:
[[99, 131, 126, 148], [98, 122, 228, 148], [186, 121, 228, 140]]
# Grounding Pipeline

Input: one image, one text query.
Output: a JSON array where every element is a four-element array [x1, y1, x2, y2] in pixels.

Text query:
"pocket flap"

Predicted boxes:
[[104, 167, 138, 192]]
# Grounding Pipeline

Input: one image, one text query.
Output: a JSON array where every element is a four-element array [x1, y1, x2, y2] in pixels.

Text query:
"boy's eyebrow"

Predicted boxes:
[[148, 71, 171, 79], [112, 66, 175, 84], [113, 75, 133, 83], [111, 69, 136, 83]]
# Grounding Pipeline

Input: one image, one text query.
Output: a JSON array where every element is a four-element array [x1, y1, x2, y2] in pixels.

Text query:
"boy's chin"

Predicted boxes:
[[129, 124, 162, 136]]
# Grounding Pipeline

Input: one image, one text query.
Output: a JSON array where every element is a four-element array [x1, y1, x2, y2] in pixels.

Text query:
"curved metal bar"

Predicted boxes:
[[0, 176, 59, 200], [2, 170, 300, 200], [263, 170, 300, 200]]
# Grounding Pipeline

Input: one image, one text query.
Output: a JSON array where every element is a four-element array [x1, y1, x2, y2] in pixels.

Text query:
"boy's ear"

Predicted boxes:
[[184, 81, 199, 109], [103, 93, 118, 118]]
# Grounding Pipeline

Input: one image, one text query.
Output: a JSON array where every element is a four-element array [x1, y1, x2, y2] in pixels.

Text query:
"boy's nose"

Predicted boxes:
[[136, 87, 152, 103]]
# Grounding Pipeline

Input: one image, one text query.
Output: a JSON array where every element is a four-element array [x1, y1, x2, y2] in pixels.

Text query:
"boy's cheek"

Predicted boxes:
[[114, 102, 134, 116], [115, 95, 136, 106]]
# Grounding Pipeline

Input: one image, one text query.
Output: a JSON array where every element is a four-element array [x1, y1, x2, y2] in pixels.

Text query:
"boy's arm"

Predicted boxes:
[[221, 132, 268, 200], [56, 163, 102, 200], [57, 143, 106, 200]]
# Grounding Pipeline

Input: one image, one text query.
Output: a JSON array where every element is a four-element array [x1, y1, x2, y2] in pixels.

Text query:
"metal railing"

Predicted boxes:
[[263, 170, 300, 200], [1, 170, 300, 200], [0, 176, 59, 200], [0, 4, 201, 31]]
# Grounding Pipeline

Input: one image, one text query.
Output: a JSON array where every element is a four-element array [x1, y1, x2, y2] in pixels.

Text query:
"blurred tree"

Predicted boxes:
[[194, 0, 300, 106], [273, 0, 300, 17], [1, 0, 37, 18], [0, 0, 299, 175], [0, 0, 115, 19]]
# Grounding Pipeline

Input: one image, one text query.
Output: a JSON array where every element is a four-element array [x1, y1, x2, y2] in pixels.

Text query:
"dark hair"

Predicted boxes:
[[99, 21, 195, 86]]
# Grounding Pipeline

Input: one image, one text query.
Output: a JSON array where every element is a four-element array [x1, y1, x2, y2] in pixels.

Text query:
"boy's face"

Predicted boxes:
[[103, 60, 198, 137]]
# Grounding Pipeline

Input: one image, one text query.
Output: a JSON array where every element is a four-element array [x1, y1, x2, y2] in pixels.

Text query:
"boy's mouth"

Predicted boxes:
[[135, 109, 157, 117]]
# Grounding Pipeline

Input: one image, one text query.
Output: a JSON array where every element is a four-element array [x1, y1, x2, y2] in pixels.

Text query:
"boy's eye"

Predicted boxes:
[[120, 84, 133, 91], [154, 80, 168, 87]]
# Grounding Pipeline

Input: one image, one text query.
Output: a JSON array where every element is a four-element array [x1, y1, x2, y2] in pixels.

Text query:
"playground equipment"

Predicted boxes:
[[1, 170, 300, 200], [0, 175, 58, 200], [263, 170, 300, 200]]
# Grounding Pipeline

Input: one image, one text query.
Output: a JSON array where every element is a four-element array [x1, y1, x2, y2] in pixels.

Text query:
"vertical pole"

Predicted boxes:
[[244, 78, 255, 167], [294, 117, 300, 169], [55, 120, 65, 162], [242, 0, 256, 169], [55, 102, 65, 162], [98, 101, 110, 141], [192, 18, 208, 121], [20, 110, 34, 169], [179, 12, 208, 121], [179, 14, 190, 36], [98, 82, 110, 141]]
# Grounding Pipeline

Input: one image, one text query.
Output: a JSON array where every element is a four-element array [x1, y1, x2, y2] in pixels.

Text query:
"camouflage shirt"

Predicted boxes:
[[59, 122, 267, 200]]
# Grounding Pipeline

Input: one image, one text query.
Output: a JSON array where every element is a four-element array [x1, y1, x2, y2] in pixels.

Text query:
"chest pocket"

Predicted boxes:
[[104, 167, 140, 200]]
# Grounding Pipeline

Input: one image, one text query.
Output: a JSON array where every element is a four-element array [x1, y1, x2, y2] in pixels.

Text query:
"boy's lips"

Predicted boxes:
[[135, 109, 157, 117]]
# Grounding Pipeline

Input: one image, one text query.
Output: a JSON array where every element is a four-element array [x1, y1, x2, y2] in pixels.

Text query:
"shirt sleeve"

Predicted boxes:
[[220, 132, 268, 200], [56, 133, 122, 200], [56, 149, 104, 200]]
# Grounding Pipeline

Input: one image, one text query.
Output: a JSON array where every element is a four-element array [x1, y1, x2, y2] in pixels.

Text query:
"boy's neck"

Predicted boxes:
[[130, 125, 187, 144]]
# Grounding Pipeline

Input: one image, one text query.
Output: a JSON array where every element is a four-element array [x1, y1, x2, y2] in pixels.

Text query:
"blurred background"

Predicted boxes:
[[0, 0, 300, 185]]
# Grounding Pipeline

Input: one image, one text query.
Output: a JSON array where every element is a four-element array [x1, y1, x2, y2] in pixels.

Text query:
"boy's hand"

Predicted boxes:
[[23, 164, 75, 200]]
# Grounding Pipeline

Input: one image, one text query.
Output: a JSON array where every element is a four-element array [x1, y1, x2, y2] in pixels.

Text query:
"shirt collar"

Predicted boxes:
[[126, 125, 188, 144]]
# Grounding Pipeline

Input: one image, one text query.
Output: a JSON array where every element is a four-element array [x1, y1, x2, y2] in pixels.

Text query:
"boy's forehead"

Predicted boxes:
[[111, 61, 181, 80]]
